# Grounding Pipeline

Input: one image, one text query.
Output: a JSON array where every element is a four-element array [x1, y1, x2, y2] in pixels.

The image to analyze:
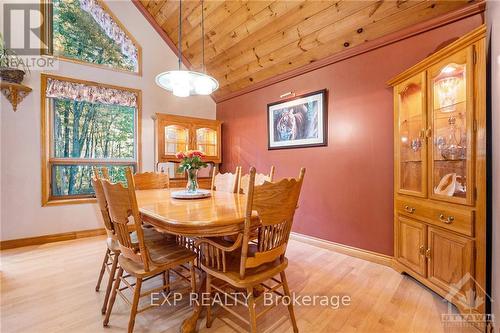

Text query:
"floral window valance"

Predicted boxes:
[[46, 78, 137, 107], [79, 0, 138, 67]]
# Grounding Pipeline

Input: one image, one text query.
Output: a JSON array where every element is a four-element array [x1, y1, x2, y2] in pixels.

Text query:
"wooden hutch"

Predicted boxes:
[[388, 25, 487, 324], [153, 113, 222, 188]]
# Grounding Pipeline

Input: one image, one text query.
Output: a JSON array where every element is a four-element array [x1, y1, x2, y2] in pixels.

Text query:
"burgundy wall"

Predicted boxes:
[[216, 15, 483, 256]]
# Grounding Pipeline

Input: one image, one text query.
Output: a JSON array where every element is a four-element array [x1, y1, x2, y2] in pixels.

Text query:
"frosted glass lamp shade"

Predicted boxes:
[[155, 70, 218, 97]]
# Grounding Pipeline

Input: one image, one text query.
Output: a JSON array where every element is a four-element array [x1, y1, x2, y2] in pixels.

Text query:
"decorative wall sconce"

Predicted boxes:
[[1, 81, 32, 111]]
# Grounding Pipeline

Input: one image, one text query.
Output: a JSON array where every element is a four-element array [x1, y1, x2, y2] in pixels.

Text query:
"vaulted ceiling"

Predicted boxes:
[[137, 0, 476, 100]]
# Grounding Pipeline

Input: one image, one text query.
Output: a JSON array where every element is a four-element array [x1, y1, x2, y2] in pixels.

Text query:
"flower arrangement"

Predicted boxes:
[[176, 150, 208, 172], [176, 150, 208, 193]]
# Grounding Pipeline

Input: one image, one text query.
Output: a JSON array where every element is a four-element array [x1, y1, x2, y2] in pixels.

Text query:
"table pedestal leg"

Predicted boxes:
[[181, 273, 206, 333]]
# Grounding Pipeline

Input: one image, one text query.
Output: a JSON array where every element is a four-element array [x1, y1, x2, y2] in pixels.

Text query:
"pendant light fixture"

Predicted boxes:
[[155, 0, 218, 97]]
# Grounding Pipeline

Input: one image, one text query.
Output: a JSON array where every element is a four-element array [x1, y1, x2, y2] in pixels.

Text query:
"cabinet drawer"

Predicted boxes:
[[396, 199, 430, 221], [429, 207, 474, 237], [396, 199, 474, 236]]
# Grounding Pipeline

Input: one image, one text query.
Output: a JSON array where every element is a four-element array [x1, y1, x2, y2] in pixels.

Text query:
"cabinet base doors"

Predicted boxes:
[[427, 227, 474, 306], [397, 216, 426, 276], [396, 219, 476, 307]]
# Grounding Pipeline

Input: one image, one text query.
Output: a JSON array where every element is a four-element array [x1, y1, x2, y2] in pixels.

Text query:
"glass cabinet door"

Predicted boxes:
[[195, 127, 218, 157], [163, 123, 190, 157], [396, 73, 427, 197], [429, 47, 473, 205]]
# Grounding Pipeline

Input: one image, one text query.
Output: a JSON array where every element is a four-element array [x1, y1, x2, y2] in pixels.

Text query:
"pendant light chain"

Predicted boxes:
[[178, 0, 182, 70], [201, 0, 205, 73], [155, 0, 219, 96]]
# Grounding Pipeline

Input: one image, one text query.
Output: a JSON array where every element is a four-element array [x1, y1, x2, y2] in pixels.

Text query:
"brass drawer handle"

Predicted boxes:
[[404, 205, 415, 214], [439, 214, 455, 224], [425, 248, 431, 259], [419, 245, 425, 256]]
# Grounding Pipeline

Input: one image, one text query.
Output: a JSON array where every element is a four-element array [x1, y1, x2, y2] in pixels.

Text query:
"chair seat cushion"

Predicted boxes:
[[118, 228, 196, 277], [107, 226, 171, 253], [201, 242, 288, 288]]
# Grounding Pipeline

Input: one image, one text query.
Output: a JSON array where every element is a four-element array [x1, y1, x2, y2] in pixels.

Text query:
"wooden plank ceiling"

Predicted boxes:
[[139, 0, 474, 99]]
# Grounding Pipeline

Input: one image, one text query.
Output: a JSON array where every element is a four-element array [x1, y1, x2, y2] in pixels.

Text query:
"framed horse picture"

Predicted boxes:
[[267, 89, 328, 150]]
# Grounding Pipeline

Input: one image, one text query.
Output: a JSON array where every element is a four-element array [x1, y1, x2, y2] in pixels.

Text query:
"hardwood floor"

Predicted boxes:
[[0, 236, 472, 333]]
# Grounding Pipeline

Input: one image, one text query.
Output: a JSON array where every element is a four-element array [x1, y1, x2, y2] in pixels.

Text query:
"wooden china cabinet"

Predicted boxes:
[[153, 113, 222, 187], [388, 25, 487, 323]]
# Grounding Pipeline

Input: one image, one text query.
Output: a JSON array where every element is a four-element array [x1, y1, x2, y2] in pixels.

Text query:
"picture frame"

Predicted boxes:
[[267, 89, 328, 150]]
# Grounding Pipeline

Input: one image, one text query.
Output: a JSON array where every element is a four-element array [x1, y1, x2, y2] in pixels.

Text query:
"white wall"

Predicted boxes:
[[486, 0, 500, 329], [0, 0, 215, 240]]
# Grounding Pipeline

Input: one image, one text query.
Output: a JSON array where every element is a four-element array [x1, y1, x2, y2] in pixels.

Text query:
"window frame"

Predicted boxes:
[[41, 73, 142, 206], [40, 0, 143, 76]]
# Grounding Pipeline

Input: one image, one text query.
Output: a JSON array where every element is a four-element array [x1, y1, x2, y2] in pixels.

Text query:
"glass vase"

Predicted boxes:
[[186, 168, 199, 193]]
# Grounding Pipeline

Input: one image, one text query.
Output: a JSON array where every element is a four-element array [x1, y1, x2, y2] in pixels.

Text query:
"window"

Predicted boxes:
[[42, 0, 141, 74], [41, 74, 141, 205]]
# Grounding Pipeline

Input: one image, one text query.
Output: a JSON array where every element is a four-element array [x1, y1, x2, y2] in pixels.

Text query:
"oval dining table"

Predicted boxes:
[[136, 188, 259, 333]]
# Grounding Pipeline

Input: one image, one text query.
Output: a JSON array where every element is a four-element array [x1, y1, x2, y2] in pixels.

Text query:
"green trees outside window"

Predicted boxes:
[[51, 0, 138, 72], [50, 98, 137, 197]]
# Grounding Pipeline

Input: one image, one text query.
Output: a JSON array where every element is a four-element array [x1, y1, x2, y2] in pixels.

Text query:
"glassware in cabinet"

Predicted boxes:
[[195, 127, 218, 157], [396, 73, 427, 197], [429, 47, 474, 205], [163, 124, 190, 157]]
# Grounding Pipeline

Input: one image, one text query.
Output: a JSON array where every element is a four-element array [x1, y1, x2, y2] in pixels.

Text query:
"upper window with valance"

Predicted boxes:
[[42, 0, 141, 74]]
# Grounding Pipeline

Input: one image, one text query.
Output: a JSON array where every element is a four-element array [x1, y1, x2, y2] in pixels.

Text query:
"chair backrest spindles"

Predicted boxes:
[[101, 167, 150, 271], [239, 167, 305, 279]]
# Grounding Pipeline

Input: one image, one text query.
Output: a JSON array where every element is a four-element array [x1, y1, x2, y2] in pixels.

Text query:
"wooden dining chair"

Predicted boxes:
[[222, 166, 275, 244], [134, 169, 199, 269], [102, 168, 197, 333], [132, 170, 170, 190], [92, 167, 120, 315], [211, 166, 241, 193], [197, 167, 305, 333], [239, 166, 275, 195], [132, 169, 173, 285]]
